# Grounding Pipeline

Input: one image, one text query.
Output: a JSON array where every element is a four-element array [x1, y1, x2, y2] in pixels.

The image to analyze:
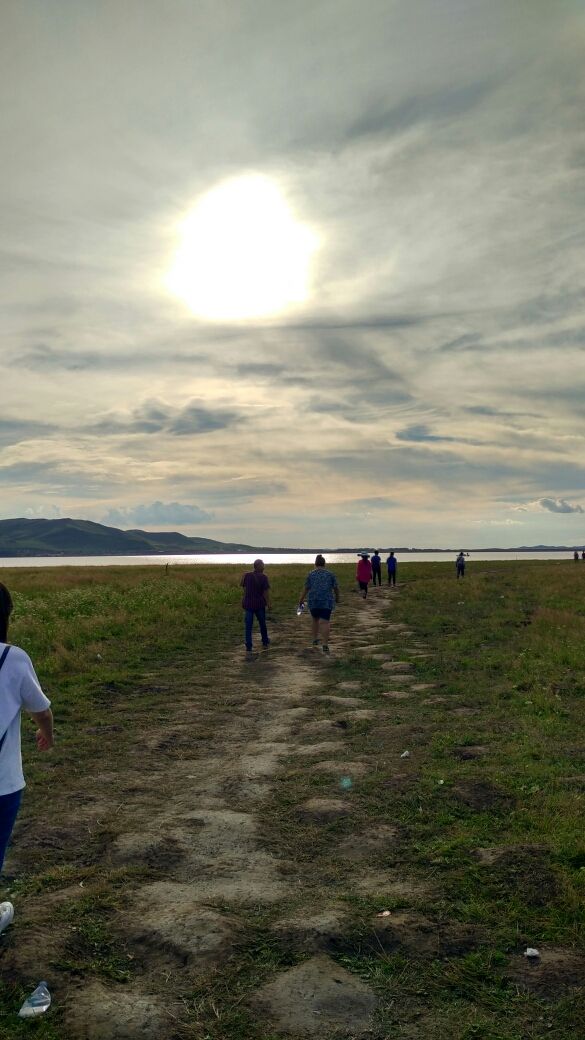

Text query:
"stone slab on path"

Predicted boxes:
[[252, 954, 378, 1036]]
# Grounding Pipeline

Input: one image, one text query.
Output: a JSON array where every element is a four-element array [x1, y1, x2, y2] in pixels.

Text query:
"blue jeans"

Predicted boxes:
[[0, 789, 23, 874], [244, 608, 269, 651]]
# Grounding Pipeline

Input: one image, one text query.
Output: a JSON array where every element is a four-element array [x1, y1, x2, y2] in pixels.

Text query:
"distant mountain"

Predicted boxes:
[[0, 518, 264, 556], [0, 519, 582, 557]]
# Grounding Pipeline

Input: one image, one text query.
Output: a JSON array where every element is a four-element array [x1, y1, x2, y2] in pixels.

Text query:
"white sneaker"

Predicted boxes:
[[0, 901, 14, 935]]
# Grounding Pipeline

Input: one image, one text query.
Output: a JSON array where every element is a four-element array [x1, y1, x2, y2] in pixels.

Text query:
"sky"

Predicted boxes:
[[1, 0, 584, 548]]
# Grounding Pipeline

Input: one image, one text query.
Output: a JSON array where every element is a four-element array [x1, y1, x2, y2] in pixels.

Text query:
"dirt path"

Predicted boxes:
[[5, 583, 433, 1038]]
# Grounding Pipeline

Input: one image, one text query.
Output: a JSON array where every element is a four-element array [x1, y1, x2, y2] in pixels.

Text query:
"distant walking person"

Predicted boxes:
[[356, 553, 373, 599], [0, 582, 54, 937], [240, 560, 271, 658], [299, 555, 339, 654], [386, 551, 397, 586], [456, 551, 467, 579], [371, 550, 382, 586], [574, 550, 580, 561]]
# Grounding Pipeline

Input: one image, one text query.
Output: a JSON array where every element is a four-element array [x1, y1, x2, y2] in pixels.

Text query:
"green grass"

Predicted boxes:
[[1, 560, 585, 1037]]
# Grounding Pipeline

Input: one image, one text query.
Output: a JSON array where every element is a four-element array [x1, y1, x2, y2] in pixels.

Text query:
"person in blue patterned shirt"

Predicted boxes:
[[299, 555, 340, 654]]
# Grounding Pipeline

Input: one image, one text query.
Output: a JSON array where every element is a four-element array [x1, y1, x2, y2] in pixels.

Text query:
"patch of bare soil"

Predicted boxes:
[[251, 954, 378, 1036], [507, 947, 585, 998], [129, 892, 237, 966], [371, 910, 478, 957], [294, 740, 344, 757], [64, 982, 176, 1040], [316, 694, 363, 707], [297, 798, 352, 822], [336, 824, 400, 862], [310, 760, 369, 777], [272, 908, 349, 951], [473, 843, 548, 866], [451, 745, 490, 760], [449, 780, 514, 811], [478, 846, 559, 907], [380, 690, 412, 700], [353, 875, 431, 901]]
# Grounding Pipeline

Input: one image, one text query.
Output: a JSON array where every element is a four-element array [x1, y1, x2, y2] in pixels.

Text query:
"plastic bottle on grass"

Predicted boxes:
[[18, 982, 51, 1018]]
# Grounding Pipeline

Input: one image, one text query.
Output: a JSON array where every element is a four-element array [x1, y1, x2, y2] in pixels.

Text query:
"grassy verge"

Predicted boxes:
[[0, 560, 584, 1039]]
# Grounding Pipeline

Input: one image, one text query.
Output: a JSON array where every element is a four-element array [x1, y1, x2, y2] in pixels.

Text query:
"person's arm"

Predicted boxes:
[[31, 708, 54, 751], [334, 581, 340, 603], [263, 578, 271, 610], [299, 583, 309, 606]]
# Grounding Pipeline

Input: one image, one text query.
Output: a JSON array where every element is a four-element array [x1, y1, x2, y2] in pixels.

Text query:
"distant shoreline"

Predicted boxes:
[[0, 546, 583, 559]]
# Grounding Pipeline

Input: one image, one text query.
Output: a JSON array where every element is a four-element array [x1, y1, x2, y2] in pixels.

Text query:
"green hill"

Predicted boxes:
[[0, 518, 259, 556]]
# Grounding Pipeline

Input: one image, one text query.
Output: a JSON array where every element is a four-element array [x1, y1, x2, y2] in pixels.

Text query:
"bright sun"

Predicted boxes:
[[166, 175, 319, 321]]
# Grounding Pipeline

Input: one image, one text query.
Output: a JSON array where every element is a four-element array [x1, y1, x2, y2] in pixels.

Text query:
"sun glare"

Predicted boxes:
[[166, 175, 318, 321]]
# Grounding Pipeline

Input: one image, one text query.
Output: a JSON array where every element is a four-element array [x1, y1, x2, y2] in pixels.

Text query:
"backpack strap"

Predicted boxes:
[[0, 646, 11, 753]]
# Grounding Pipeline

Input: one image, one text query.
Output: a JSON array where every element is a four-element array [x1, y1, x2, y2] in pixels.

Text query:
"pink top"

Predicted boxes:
[[356, 559, 373, 582]]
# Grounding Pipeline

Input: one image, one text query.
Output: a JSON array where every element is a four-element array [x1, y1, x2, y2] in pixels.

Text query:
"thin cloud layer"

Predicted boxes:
[[1, 1, 584, 545]]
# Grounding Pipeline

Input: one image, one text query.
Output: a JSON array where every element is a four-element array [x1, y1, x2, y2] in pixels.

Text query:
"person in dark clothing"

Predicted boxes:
[[456, 551, 467, 578], [240, 559, 271, 656], [371, 550, 382, 586], [386, 551, 397, 586]]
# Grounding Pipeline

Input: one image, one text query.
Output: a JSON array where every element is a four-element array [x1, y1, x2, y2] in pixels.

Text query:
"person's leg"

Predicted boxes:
[[257, 608, 269, 647], [244, 609, 254, 650], [311, 613, 320, 643], [0, 789, 23, 875], [320, 619, 331, 646]]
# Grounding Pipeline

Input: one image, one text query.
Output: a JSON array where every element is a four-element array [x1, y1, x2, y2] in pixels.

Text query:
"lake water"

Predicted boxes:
[[0, 551, 578, 567]]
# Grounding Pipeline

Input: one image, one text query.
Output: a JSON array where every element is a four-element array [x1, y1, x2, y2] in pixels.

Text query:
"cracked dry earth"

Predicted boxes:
[[4, 585, 442, 1038]]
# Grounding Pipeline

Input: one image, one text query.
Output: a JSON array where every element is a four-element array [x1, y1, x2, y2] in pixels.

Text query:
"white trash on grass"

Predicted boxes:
[[18, 982, 51, 1018]]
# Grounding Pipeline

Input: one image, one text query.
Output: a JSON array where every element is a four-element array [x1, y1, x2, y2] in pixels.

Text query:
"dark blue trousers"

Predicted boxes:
[[244, 608, 269, 651], [0, 789, 23, 874]]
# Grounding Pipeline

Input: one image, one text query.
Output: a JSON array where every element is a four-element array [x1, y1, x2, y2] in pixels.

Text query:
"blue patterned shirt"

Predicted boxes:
[[304, 568, 338, 610]]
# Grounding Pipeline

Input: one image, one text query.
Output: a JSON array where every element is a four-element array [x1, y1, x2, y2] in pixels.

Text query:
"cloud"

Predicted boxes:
[[395, 424, 457, 444], [513, 498, 584, 515], [103, 501, 212, 528], [87, 399, 243, 438], [471, 518, 523, 526], [537, 498, 584, 515], [1, 2, 584, 546]]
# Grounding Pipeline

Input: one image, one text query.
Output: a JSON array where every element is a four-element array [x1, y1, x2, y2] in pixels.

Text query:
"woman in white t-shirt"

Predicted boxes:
[[0, 582, 54, 935]]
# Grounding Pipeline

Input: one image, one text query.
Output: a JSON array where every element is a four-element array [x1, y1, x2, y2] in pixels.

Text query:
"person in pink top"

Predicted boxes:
[[356, 553, 373, 599]]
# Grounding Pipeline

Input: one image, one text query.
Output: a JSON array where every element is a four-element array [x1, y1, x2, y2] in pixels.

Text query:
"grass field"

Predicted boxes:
[[0, 560, 584, 1039]]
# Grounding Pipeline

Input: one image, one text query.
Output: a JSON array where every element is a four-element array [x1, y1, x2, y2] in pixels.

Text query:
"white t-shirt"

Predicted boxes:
[[0, 643, 51, 796]]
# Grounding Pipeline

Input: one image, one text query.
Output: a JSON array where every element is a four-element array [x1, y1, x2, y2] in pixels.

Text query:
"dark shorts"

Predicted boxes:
[[310, 607, 332, 620]]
